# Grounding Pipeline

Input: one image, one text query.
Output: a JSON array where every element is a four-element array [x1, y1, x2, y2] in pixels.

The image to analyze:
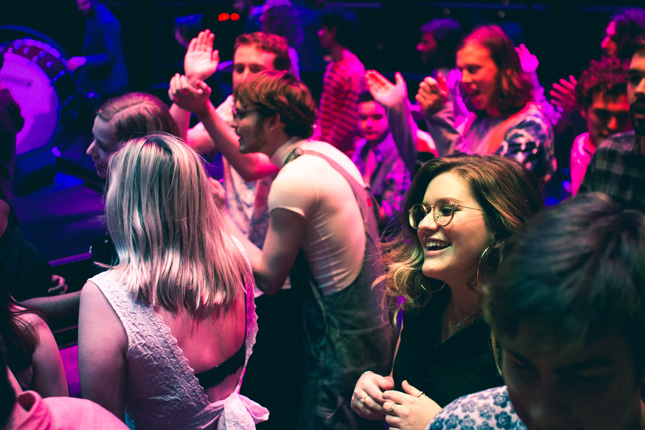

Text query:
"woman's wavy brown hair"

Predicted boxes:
[[381, 155, 544, 311]]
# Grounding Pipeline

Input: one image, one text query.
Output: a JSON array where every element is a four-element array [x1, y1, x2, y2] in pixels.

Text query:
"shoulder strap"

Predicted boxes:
[[297, 149, 381, 247]]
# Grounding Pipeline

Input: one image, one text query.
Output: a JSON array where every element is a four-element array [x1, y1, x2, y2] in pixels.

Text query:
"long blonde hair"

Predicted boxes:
[[105, 134, 251, 318]]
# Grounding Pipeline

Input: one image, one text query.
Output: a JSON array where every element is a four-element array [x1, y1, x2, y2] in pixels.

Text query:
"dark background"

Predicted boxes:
[[3, 0, 644, 101]]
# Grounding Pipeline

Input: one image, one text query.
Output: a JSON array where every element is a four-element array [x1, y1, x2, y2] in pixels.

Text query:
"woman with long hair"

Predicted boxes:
[[78, 134, 267, 428], [351, 155, 544, 429], [0, 282, 68, 397], [417, 25, 556, 185]]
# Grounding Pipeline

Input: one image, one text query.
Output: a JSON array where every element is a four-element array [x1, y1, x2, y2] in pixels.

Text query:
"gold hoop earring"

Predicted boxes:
[[476, 246, 492, 288]]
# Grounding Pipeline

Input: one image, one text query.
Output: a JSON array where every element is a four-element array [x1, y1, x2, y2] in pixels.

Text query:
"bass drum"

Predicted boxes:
[[1, 38, 76, 155]]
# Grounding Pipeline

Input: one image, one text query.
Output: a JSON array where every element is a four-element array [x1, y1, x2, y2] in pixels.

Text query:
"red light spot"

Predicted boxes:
[[231, 13, 240, 21], [218, 13, 230, 21]]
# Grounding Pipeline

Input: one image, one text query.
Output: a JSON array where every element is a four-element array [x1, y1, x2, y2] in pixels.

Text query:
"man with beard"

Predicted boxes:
[[580, 35, 645, 211]]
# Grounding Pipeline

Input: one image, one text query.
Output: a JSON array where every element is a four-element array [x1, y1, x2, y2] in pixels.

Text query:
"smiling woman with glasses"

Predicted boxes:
[[351, 154, 544, 430]]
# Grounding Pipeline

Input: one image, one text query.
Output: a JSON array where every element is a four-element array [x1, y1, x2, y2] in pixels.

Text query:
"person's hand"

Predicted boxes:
[[549, 75, 578, 114], [416, 75, 448, 113], [351, 371, 395, 420], [48, 275, 68, 295], [67, 56, 87, 72], [516, 44, 539, 74], [169, 73, 212, 115], [382, 380, 442, 430], [365, 70, 408, 110], [208, 177, 227, 212], [184, 29, 220, 84]]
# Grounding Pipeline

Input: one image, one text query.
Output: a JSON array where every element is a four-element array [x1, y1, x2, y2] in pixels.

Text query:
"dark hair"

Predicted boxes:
[[234, 32, 291, 72], [0, 334, 15, 427], [357, 91, 375, 104], [610, 8, 645, 61], [382, 154, 544, 309], [459, 25, 534, 115], [576, 57, 628, 111], [234, 70, 316, 138], [321, 7, 360, 49], [632, 33, 645, 58], [420, 18, 463, 69], [485, 193, 645, 372], [261, 5, 304, 48], [0, 280, 45, 376], [97, 92, 181, 154]]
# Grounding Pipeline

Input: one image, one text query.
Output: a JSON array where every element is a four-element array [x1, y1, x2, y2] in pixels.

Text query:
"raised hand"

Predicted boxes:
[[184, 30, 220, 84], [416, 74, 448, 113], [516, 43, 539, 74], [169, 73, 212, 115], [365, 70, 408, 109], [549, 75, 578, 114]]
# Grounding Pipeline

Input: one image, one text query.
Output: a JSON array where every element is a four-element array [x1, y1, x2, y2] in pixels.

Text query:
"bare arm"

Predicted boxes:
[[208, 178, 304, 295], [169, 75, 279, 180], [78, 281, 127, 421], [21, 291, 80, 332], [169, 29, 220, 142], [26, 313, 69, 397]]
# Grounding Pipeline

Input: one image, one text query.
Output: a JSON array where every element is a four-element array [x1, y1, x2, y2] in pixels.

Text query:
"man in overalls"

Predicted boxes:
[[218, 70, 395, 429]]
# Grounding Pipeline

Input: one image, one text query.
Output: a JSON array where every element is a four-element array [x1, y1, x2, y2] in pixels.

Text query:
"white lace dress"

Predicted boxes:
[[89, 269, 268, 429]]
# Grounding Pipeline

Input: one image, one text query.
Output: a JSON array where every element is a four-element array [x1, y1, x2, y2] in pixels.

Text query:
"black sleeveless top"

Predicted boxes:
[[195, 291, 248, 389]]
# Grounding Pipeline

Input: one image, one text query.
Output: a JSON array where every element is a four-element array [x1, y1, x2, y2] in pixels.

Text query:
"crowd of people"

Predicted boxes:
[[2, 1, 645, 429]]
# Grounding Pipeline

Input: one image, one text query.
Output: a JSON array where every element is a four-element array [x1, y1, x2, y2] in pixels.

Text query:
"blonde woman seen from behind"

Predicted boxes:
[[78, 134, 268, 428]]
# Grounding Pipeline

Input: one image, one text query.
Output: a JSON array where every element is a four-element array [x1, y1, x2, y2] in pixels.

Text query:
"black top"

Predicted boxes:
[[0, 87, 23, 203], [195, 291, 248, 390], [392, 288, 503, 407]]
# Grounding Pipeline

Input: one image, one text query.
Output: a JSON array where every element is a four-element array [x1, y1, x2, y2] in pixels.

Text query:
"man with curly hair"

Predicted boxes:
[[570, 57, 630, 195]]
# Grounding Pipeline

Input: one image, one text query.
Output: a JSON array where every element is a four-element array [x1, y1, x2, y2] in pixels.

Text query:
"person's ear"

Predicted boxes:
[[266, 112, 284, 132]]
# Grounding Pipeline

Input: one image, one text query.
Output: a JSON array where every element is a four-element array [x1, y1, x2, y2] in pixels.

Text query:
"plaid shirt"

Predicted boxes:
[[579, 131, 645, 211]]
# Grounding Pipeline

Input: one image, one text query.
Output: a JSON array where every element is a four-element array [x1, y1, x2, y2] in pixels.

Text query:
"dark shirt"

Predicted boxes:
[[0, 87, 23, 202], [0, 210, 52, 301], [579, 131, 645, 212], [80, 3, 129, 98], [392, 288, 503, 407]]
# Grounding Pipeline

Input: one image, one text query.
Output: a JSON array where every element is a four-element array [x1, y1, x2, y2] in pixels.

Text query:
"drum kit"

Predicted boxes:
[[0, 27, 79, 156]]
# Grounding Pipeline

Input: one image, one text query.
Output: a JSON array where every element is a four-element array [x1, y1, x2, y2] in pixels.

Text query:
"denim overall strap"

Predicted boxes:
[[289, 149, 395, 430]]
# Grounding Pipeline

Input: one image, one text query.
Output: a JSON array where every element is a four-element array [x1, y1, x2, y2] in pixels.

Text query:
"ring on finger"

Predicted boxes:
[[417, 391, 425, 398], [359, 395, 368, 405], [388, 403, 397, 414]]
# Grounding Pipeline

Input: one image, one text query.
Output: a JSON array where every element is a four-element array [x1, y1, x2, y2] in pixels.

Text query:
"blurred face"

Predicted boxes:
[[601, 21, 618, 58], [628, 50, 645, 135], [358, 101, 389, 143], [86, 116, 116, 179], [583, 92, 631, 146], [232, 45, 276, 91], [318, 25, 336, 50], [416, 171, 490, 286], [504, 332, 644, 430], [232, 101, 269, 155], [417, 31, 437, 64], [457, 43, 500, 116], [76, 0, 95, 16]]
